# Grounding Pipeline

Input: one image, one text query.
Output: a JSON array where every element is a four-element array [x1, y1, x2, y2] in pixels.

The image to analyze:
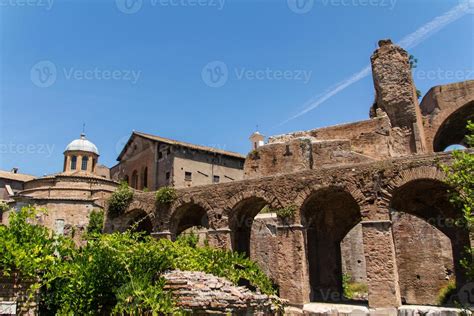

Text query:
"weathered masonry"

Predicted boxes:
[[106, 40, 474, 308]]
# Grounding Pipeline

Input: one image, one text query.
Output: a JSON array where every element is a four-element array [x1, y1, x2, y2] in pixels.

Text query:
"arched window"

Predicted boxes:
[[124, 175, 129, 185], [81, 156, 89, 171], [142, 167, 148, 189], [92, 158, 96, 172], [131, 170, 138, 189], [71, 156, 77, 170]]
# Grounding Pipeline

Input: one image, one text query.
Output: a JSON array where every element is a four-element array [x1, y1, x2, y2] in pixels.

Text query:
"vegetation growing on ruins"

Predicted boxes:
[[155, 186, 178, 205], [0, 206, 277, 314], [107, 181, 134, 217], [274, 205, 297, 220], [85, 209, 104, 236], [442, 121, 474, 281]]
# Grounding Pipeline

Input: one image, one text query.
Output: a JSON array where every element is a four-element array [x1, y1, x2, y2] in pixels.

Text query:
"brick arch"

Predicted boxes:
[[225, 189, 279, 213], [382, 165, 446, 205], [294, 181, 365, 223], [168, 196, 213, 237]]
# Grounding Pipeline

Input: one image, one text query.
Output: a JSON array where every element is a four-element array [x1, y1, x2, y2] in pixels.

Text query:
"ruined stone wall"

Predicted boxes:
[[0, 273, 36, 315], [249, 214, 279, 283], [392, 212, 455, 305], [341, 224, 367, 284], [420, 80, 474, 152]]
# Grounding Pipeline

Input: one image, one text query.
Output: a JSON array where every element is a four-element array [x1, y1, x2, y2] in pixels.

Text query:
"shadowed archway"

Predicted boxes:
[[391, 179, 471, 305], [169, 203, 209, 241], [230, 197, 269, 257], [127, 209, 153, 235], [433, 101, 474, 152], [301, 187, 362, 302]]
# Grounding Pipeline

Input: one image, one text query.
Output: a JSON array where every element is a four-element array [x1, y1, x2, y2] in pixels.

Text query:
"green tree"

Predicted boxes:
[[442, 121, 474, 280]]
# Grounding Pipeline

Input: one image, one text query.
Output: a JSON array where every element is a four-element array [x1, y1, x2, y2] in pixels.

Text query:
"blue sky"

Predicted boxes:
[[0, 0, 473, 176]]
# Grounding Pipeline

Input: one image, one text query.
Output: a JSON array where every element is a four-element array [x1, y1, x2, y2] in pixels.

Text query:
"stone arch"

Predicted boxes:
[[390, 177, 471, 305], [125, 208, 153, 235], [227, 191, 277, 257], [432, 100, 474, 152], [169, 200, 210, 241], [300, 186, 363, 302]]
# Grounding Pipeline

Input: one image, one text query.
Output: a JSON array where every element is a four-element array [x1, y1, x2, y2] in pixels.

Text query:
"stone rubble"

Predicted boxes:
[[163, 270, 281, 314]]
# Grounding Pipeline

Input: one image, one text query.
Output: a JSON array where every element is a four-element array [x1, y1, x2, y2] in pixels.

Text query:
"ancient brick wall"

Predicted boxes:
[[0, 273, 36, 315]]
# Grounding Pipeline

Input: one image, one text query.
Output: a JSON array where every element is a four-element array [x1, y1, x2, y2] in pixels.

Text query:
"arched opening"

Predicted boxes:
[[131, 170, 138, 189], [433, 101, 474, 152], [230, 197, 269, 257], [170, 203, 209, 242], [127, 209, 153, 235], [142, 167, 148, 190], [123, 175, 129, 185], [391, 179, 471, 305], [301, 187, 364, 303]]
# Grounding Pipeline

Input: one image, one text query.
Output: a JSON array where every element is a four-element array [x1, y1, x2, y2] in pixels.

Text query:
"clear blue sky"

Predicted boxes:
[[0, 0, 473, 176]]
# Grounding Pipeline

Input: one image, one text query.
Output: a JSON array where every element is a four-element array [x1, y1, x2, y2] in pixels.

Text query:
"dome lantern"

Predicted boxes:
[[63, 133, 99, 174]]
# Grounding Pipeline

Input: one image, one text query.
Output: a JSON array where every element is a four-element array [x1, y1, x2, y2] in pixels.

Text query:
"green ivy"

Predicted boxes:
[[107, 182, 134, 217], [155, 186, 177, 205]]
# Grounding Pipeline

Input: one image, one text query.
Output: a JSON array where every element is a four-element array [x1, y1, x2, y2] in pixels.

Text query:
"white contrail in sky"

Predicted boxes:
[[280, 2, 469, 126]]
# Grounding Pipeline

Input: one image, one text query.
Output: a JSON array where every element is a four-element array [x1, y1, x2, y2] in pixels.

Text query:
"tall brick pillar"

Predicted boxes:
[[362, 220, 402, 308], [370, 39, 427, 154], [276, 224, 310, 306]]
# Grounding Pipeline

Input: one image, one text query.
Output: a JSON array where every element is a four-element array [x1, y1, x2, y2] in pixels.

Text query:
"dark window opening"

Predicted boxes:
[[185, 171, 192, 181], [71, 156, 77, 170], [81, 156, 89, 171], [213, 175, 220, 183]]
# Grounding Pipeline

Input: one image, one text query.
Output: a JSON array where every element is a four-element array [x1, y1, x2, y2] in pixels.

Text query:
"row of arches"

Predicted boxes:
[[123, 177, 471, 306]]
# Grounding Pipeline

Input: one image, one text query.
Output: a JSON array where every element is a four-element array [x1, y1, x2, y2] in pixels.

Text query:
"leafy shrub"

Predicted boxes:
[[155, 186, 177, 205], [437, 280, 457, 305], [107, 182, 134, 217], [85, 209, 104, 236], [274, 205, 297, 219], [1, 206, 278, 314]]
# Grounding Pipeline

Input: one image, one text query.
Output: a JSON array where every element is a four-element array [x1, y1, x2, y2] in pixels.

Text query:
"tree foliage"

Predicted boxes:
[[442, 121, 474, 280], [155, 186, 177, 205], [107, 182, 134, 217]]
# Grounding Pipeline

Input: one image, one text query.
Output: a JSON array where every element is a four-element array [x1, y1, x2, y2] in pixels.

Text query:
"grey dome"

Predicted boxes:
[[65, 133, 99, 155]]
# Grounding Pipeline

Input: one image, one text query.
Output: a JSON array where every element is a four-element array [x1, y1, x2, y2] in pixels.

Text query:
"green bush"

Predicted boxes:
[[274, 205, 297, 219], [107, 182, 134, 217], [1, 206, 278, 314], [437, 280, 457, 306], [155, 186, 177, 205], [85, 209, 104, 236]]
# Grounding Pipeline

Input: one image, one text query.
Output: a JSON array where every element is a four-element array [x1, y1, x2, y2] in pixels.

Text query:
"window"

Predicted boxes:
[[213, 175, 220, 183], [81, 156, 89, 171], [71, 156, 77, 170], [142, 167, 148, 189], [55, 219, 65, 236], [132, 170, 138, 189], [158, 152, 163, 159], [185, 171, 192, 181], [124, 175, 129, 184], [166, 172, 170, 180]]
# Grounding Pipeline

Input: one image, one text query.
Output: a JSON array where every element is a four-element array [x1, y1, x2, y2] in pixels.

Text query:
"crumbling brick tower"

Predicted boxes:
[[371, 39, 427, 155]]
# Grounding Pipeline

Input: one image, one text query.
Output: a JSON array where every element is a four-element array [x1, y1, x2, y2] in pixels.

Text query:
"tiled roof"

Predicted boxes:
[[0, 170, 36, 182], [117, 131, 246, 161]]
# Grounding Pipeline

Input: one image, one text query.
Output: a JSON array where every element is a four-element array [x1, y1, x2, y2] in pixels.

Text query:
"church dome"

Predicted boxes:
[[65, 133, 99, 155]]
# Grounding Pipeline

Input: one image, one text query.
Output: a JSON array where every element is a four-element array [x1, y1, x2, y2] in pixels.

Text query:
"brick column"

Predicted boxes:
[[207, 228, 232, 250], [275, 224, 310, 306], [361, 220, 401, 308]]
